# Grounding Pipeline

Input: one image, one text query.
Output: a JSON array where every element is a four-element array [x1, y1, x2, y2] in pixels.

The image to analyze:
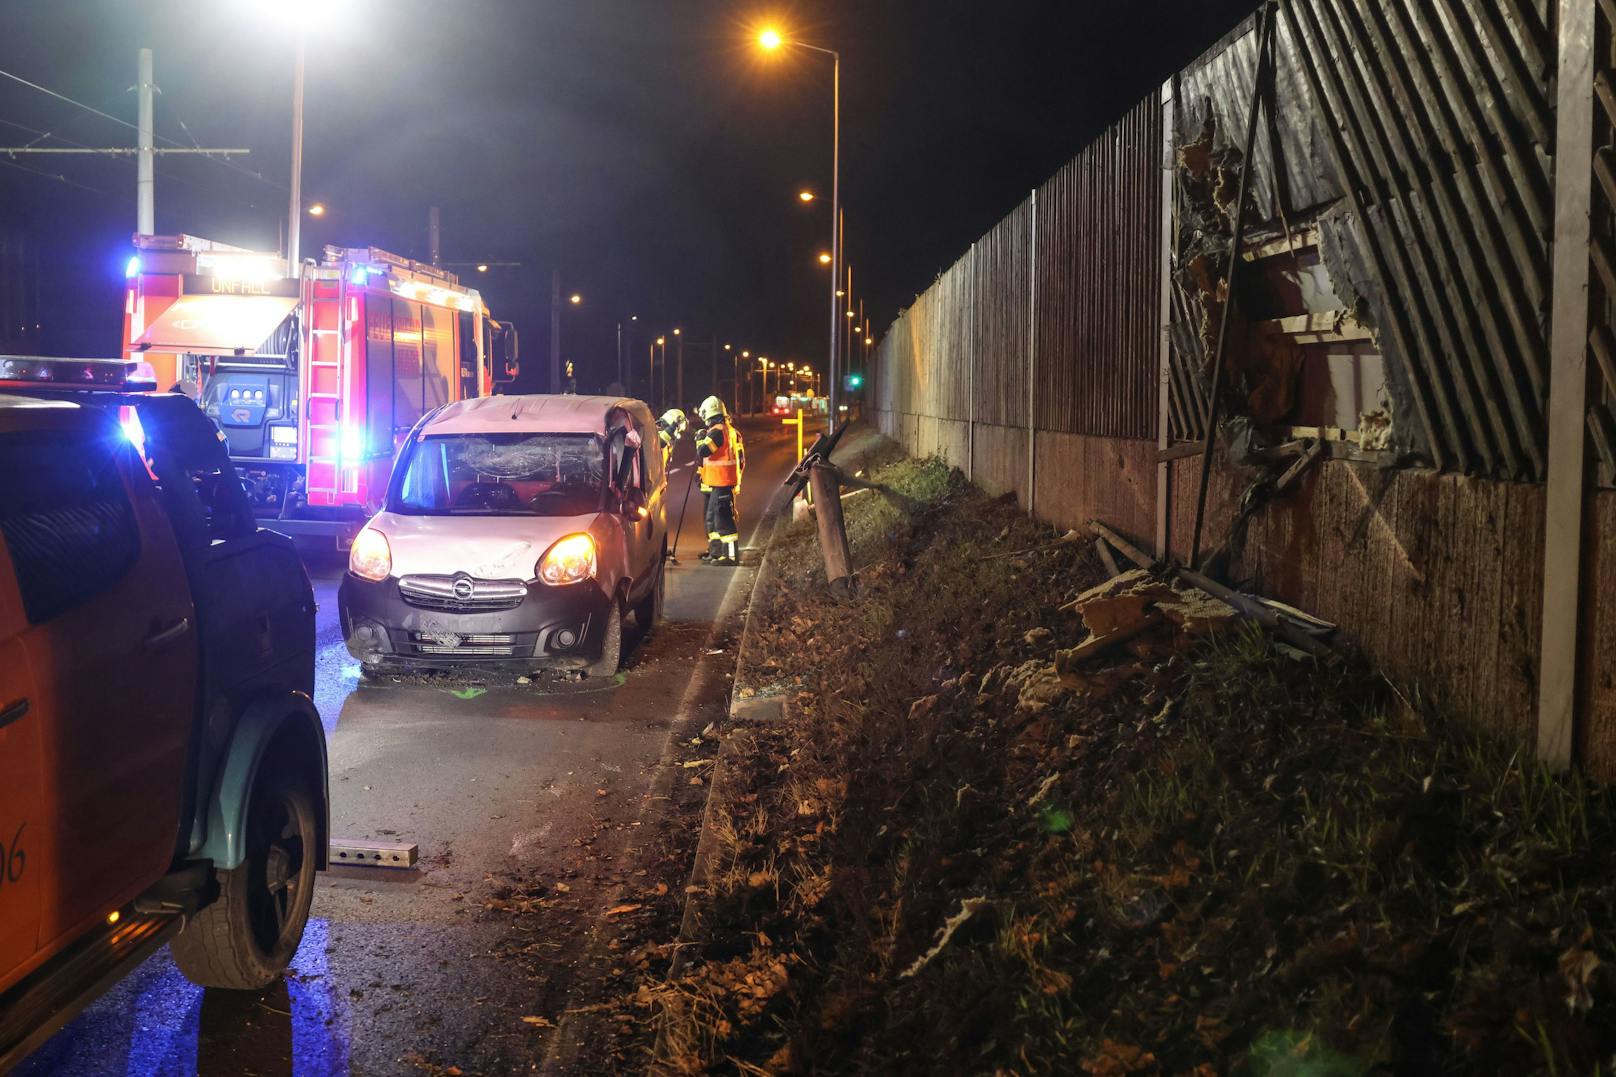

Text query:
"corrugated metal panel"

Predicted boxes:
[[934, 255, 973, 421], [969, 200, 1032, 428], [1034, 92, 1162, 439], [1282, 0, 1552, 477]]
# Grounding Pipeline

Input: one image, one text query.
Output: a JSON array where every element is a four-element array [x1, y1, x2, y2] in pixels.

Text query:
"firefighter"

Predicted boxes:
[[656, 408, 688, 469], [695, 395, 742, 565]]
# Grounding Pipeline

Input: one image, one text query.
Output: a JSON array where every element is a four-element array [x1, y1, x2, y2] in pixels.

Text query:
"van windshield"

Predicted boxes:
[[390, 432, 604, 516]]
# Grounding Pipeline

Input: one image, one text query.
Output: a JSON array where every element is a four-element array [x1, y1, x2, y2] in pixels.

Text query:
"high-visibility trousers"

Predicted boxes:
[[704, 486, 738, 553]]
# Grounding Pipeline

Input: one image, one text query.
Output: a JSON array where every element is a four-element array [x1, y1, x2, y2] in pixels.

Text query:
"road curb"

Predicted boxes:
[[654, 425, 889, 1067]]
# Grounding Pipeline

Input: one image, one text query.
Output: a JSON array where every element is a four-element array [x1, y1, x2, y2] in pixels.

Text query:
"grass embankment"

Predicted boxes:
[[653, 452, 1616, 1074]]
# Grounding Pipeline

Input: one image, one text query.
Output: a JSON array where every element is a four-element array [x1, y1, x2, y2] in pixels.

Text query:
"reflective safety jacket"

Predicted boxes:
[[697, 419, 739, 489]]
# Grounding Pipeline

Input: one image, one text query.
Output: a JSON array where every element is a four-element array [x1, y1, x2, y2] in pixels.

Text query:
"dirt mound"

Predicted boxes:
[[649, 453, 1616, 1074]]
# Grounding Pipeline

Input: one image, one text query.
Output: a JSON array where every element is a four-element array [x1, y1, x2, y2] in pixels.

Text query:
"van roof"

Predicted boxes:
[[420, 394, 652, 437]]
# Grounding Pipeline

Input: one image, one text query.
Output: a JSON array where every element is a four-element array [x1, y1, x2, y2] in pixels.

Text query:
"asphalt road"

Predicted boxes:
[[20, 417, 810, 1076]]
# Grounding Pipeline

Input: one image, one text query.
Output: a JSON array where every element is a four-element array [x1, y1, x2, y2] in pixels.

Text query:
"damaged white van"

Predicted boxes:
[[338, 395, 667, 678]]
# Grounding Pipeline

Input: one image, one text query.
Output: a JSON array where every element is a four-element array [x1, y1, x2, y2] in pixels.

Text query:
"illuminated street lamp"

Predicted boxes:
[[758, 24, 843, 429], [818, 252, 833, 265], [476, 263, 489, 273], [798, 190, 815, 203], [570, 293, 582, 305], [307, 202, 326, 217]]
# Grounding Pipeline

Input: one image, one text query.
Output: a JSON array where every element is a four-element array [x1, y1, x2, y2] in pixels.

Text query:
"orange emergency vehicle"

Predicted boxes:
[[122, 235, 519, 543], [0, 357, 327, 1067]]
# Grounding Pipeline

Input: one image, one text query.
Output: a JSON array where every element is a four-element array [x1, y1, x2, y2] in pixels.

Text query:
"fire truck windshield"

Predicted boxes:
[[390, 432, 605, 517]]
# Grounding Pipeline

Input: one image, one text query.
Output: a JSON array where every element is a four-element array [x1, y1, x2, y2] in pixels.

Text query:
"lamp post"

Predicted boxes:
[[617, 314, 637, 394], [285, 24, 307, 275], [654, 336, 667, 409], [672, 328, 684, 407], [760, 27, 841, 431]]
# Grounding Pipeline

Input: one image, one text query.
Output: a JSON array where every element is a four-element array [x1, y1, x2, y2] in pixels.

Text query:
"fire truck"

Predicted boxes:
[[121, 235, 519, 543]]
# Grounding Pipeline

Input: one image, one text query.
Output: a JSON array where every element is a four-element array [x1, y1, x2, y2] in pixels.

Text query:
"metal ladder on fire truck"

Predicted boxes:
[[300, 270, 350, 511]]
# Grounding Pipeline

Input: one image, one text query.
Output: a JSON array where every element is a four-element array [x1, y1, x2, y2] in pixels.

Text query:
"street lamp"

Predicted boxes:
[[476, 263, 489, 273], [570, 293, 582, 305], [798, 190, 815, 203], [758, 25, 842, 430], [818, 252, 833, 265], [307, 202, 326, 217]]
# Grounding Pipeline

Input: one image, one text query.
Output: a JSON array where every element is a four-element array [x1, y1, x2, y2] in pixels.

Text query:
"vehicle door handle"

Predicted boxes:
[[144, 617, 191, 649], [0, 698, 27, 730]]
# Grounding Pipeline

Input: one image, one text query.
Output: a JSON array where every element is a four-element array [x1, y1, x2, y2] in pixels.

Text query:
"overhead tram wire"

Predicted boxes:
[[0, 63, 285, 194], [0, 113, 265, 210], [0, 154, 107, 195]]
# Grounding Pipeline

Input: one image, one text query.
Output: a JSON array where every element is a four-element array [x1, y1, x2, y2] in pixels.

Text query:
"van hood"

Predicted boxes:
[[369, 510, 601, 581]]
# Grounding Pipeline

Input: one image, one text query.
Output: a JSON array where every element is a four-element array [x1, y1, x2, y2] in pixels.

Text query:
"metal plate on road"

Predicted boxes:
[[329, 839, 419, 868]]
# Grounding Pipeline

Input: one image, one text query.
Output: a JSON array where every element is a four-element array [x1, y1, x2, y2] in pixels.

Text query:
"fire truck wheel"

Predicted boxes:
[[634, 557, 665, 632], [586, 600, 623, 679], [171, 768, 319, 990]]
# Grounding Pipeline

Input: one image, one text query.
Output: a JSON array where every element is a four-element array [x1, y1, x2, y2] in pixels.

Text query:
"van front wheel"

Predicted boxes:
[[586, 601, 623, 679], [171, 769, 319, 990]]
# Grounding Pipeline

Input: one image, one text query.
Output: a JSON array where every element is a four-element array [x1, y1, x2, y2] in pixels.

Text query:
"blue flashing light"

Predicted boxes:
[[124, 255, 141, 278], [349, 265, 368, 286], [340, 423, 364, 462], [119, 409, 146, 452]]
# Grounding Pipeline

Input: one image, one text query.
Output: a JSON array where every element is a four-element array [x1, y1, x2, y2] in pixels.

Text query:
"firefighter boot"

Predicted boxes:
[[700, 538, 721, 562], [716, 538, 740, 566]]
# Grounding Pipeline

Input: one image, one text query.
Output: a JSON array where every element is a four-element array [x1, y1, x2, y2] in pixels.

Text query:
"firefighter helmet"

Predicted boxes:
[[659, 408, 689, 438], [697, 396, 727, 425]]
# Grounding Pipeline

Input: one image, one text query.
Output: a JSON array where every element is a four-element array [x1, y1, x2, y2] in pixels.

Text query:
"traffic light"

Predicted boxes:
[[844, 372, 863, 391]]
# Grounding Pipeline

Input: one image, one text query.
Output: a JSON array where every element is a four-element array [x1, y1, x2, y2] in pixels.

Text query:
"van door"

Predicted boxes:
[[0, 411, 197, 946], [609, 418, 655, 596], [0, 570, 43, 988]]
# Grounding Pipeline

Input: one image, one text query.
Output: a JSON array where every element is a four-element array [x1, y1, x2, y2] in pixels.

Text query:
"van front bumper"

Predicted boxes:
[[338, 572, 613, 670]]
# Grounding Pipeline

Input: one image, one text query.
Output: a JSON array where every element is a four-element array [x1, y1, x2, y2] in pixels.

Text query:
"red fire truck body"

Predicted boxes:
[[122, 235, 518, 541]]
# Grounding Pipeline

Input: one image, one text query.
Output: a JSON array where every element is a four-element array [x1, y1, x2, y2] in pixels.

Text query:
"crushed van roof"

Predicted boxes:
[[419, 394, 651, 437]]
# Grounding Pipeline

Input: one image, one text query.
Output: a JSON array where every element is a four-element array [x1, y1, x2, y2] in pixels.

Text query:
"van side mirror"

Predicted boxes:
[[621, 486, 649, 520]]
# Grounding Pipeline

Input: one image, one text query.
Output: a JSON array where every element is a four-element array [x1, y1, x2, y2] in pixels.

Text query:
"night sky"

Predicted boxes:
[[0, 0, 1252, 393]]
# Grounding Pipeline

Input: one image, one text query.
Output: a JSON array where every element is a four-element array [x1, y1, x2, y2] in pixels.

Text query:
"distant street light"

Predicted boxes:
[[758, 24, 843, 429], [476, 263, 489, 273], [307, 202, 326, 217], [570, 293, 583, 305], [818, 252, 832, 265], [798, 190, 815, 203]]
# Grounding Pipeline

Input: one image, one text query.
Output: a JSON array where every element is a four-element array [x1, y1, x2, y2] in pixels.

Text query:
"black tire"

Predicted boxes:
[[586, 600, 624, 679], [633, 556, 665, 632], [171, 770, 319, 990]]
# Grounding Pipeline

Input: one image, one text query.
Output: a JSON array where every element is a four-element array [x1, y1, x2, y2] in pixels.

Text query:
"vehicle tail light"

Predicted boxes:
[[537, 533, 597, 586], [349, 527, 392, 582]]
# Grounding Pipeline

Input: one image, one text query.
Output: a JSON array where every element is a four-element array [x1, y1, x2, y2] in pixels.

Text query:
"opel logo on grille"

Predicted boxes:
[[452, 578, 475, 600]]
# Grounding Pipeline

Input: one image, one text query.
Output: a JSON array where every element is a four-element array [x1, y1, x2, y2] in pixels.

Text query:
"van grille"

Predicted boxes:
[[398, 574, 526, 612], [408, 631, 520, 656]]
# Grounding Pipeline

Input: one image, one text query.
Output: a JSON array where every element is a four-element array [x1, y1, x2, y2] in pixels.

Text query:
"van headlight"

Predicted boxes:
[[349, 527, 392, 582], [270, 426, 298, 445], [537, 533, 596, 586]]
